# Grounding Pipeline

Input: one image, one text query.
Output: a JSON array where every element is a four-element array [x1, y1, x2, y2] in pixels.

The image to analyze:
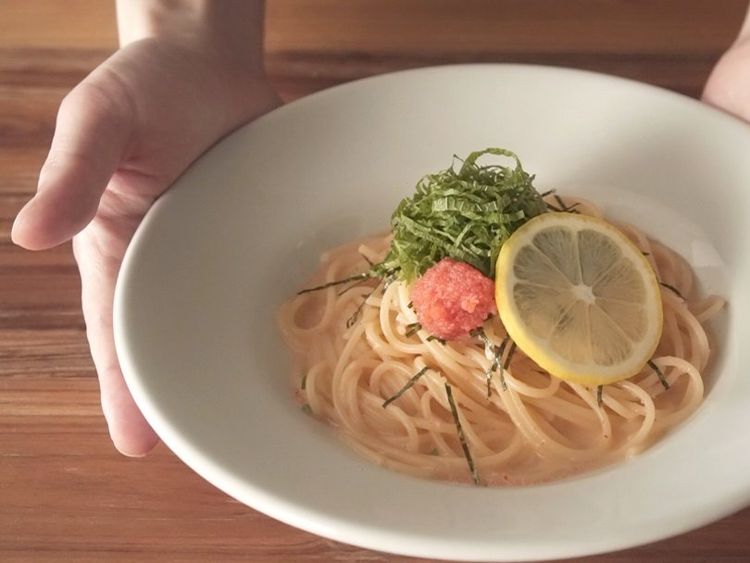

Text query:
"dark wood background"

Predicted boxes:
[[2, 1, 749, 561]]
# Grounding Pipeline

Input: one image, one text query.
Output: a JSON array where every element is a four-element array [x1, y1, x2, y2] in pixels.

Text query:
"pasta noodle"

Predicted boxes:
[[277, 196, 724, 485]]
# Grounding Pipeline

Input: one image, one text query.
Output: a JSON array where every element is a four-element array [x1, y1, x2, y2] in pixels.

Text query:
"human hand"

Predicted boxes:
[[12, 11, 280, 456], [703, 6, 750, 122]]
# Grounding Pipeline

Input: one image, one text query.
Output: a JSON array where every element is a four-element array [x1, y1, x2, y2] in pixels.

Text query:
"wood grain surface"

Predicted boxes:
[[2, 1, 749, 561]]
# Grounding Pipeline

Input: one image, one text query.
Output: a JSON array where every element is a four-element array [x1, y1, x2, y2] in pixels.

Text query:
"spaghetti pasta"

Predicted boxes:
[[277, 196, 724, 485]]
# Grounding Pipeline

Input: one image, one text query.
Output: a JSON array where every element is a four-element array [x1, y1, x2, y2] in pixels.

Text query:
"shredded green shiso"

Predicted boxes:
[[297, 148, 547, 302], [372, 148, 547, 281]]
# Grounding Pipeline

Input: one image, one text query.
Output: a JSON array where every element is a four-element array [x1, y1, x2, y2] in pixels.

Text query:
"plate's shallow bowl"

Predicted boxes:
[[114, 65, 750, 561]]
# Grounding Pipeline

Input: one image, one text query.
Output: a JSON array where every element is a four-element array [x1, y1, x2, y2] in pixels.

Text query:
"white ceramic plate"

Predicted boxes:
[[114, 65, 750, 561]]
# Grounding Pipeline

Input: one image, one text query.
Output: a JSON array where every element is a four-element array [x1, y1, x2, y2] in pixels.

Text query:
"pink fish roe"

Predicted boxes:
[[410, 258, 496, 340]]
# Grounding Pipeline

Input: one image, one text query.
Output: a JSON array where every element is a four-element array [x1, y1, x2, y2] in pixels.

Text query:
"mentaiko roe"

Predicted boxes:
[[410, 258, 496, 340]]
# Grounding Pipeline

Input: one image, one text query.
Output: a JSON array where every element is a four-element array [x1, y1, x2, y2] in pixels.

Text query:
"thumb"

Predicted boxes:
[[12, 79, 131, 250]]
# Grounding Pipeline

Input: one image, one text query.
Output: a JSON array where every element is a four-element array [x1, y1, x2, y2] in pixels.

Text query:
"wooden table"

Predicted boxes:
[[2, 1, 749, 561]]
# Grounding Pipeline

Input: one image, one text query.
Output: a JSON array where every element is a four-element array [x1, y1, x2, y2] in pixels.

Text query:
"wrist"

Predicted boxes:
[[116, 0, 265, 75]]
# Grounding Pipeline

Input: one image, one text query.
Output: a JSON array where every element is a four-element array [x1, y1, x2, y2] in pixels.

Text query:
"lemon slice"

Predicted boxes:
[[495, 213, 663, 385]]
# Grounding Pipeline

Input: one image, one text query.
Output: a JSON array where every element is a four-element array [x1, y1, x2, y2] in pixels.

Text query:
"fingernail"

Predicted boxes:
[[10, 198, 35, 246]]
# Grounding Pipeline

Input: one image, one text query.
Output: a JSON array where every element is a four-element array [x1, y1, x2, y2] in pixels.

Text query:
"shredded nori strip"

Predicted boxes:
[[485, 370, 494, 398], [300, 373, 307, 390], [648, 359, 670, 390], [337, 276, 370, 296], [298, 272, 370, 295], [552, 194, 580, 214], [596, 385, 603, 407], [445, 383, 481, 486], [495, 339, 516, 392], [301, 404, 312, 415], [472, 328, 495, 395], [659, 282, 685, 300], [472, 328, 509, 396], [382, 366, 429, 408], [502, 340, 517, 371], [470, 326, 490, 347], [553, 194, 567, 210], [497, 372, 508, 392], [346, 282, 381, 328], [359, 252, 375, 267], [426, 335, 446, 345], [405, 322, 422, 337], [381, 269, 400, 293]]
